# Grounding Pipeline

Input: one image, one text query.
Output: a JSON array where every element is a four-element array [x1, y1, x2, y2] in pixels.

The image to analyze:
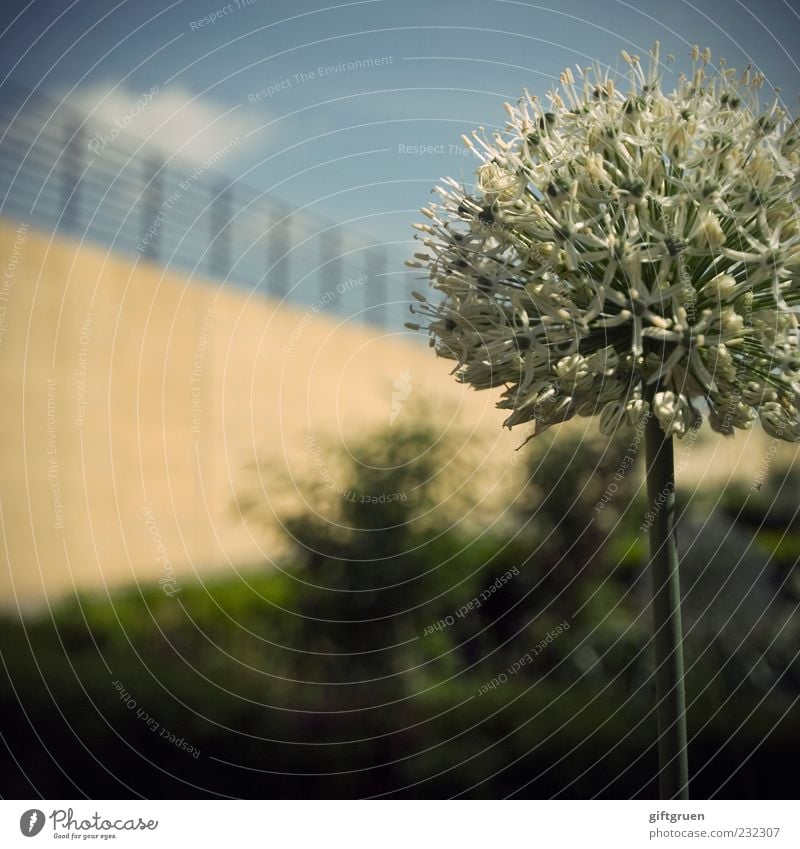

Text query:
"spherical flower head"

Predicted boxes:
[[408, 44, 800, 441]]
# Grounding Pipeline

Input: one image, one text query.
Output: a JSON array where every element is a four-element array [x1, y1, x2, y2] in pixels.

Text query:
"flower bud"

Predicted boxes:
[[625, 398, 650, 426], [664, 124, 690, 162], [704, 273, 737, 301], [587, 346, 619, 376], [599, 400, 625, 435], [653, 390, 690, 437], [554, 353, 590, 384], [692, 212, 726, 248]]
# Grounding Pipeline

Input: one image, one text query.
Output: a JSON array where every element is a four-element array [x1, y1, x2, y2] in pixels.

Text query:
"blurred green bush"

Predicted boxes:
[[1, 421, 798, 798]]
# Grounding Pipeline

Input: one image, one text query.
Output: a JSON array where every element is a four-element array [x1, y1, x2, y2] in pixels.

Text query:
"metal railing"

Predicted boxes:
[[0, 80, 391, 326]]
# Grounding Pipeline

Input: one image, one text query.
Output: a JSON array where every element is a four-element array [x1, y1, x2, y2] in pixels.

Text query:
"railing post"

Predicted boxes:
[[267, 201, 291, 299], [366, 246, 387, 327], [61, 120, 85, 232], [140, 153, 164, 262], [209, 179, 232, 278], [319, 229, 342, 308]]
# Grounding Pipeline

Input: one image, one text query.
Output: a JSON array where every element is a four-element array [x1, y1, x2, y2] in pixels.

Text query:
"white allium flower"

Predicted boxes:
[[653, 390, 694, 437], [407, 44, 800, 441]]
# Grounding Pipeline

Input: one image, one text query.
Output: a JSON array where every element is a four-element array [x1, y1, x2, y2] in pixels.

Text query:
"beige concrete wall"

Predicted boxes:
[[0, 219, 795, 612], [0, 219, 519, 611]]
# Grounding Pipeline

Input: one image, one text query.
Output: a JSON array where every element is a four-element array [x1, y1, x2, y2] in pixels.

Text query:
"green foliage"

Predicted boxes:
[[1, 421, 798, 798]]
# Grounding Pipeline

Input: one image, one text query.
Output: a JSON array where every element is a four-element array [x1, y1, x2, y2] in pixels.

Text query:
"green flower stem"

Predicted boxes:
[[644, 387, 690, 800]]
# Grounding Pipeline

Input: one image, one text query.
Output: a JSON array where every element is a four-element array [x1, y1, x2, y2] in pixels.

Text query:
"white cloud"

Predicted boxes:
[[66, 82, 257, 165]]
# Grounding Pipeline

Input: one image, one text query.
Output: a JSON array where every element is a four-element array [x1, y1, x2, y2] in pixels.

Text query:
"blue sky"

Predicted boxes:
[[2, 0, 800, 324]]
